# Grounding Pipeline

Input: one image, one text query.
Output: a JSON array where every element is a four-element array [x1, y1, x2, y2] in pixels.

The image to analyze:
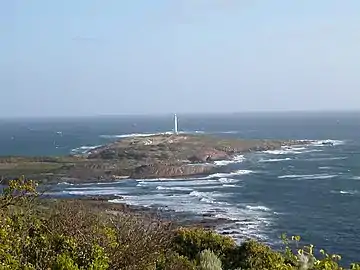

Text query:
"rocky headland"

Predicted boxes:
[[0, 133, 310, 184]]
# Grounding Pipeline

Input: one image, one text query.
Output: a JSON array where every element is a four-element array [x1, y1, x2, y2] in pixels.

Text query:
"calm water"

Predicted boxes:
[[1, 112, 359, 264]]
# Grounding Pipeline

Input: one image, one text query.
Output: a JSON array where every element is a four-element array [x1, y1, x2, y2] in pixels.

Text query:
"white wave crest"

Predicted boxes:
[[205, 170, 253, 179], [218, 178, 238, 183], [245, 205, 271, 212], [332, 190, 359, 195], [156, 186, 193, 192], [264, 149, 303, 155], [259, 158, 292, 163], [222, 184, 238, 187], [70, 145, 102, 154], [278, 174, 337, 180], [57, 182, 74, 186], [214, 155, 245, 166], [311, 139, 345, 147]]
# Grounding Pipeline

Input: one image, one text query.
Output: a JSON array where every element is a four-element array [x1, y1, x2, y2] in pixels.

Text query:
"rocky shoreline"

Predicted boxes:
[[0, 133, 312, 184]]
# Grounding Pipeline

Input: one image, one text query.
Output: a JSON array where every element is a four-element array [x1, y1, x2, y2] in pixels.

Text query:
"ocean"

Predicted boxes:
[[1, 112, 359, 264]]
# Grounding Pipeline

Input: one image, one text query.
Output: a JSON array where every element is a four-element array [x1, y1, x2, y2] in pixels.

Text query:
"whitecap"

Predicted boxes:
[[333, 190, 359, 195], [70, 145, 102, 154], [214, 155, 245, 166], [57, 182, 74, 186], [245, 205, 271, 212], [264, 149, 303, 155], [205, 170, 253, 179], [312, 139, 345, 147], [156, 186, 193, 192], [259, 158, 292, 162], [222, 184, 238, 187], [218, 178, 238, 184], [278, 174, 337, 180]]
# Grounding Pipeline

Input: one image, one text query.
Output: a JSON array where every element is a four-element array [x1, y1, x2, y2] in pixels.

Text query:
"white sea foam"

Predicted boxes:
[[70, 145, 102, 154], [278, 174, 337, 180], [306, 156, 347, 161], [57, 182, 74, 186], [222, 184, 238, 187], [334, 190, 359, 195], [259, 158, 292, 163], [245, 205, 271, 212], [205, 170, 253, 179], [312, 139, 345, 147], [218, 178, 238, 184], [156, 186, 193, 192], [100, 182, 274, 243], [264, 149, 303, 155], [214, 155, 245, 166]]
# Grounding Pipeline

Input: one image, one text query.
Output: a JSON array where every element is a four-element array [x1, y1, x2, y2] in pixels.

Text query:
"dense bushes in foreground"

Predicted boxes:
[[0, 178, 359, 270]]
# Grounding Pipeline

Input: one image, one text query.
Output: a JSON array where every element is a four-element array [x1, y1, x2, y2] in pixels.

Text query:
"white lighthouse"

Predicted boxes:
[[174, 114, 178, 134]]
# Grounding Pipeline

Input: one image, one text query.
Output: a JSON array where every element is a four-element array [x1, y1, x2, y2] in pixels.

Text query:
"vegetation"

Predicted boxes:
[[0, 177, 359, 269]]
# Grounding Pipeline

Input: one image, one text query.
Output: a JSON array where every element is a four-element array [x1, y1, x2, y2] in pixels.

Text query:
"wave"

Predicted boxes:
[[57, 182, 74, 186], [306, 156, 347, 161], [312, 139, 345, 147], [245, 205, 271, 212], [259, 157, 292, 162], [218, 178, 238, 183], [214, 155, 245, 166], [264, 149, 304, 155], [319, 166, 332, 170], [205, 170, 253, 179], [332, 190, 358, 195], [278, 174, 337, 180], [156, 186, 193, 192], [70, 145, 102, 154], [222, 184, 238, 187], [106, 185, 274, 243]]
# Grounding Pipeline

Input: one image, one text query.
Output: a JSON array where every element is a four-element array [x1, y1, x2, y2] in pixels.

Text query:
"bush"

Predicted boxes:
[[172, 227, 236, 261], [1, 178, 360, 270], [199, 249, 223, 270]]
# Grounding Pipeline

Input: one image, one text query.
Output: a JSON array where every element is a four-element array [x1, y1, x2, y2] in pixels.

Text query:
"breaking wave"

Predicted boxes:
[[205, 170, 254, 179], [259, 157, 292, 162], [245, 205, 271, 212], [278, 174, 337, 180], [214, 155, 245, 166], [332, 190, 359, 195], [156, 186, 193, 192], [70, 145, 102, 154]]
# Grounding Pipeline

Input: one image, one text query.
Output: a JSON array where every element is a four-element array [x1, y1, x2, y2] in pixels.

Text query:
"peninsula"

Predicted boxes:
[[0, 133, 310, 184]]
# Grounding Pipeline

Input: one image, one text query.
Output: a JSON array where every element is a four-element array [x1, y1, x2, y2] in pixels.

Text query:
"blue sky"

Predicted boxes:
[[1, 0, 360, 117]]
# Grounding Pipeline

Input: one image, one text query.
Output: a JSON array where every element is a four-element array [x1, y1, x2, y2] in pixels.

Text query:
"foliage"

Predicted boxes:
[[172, 227, 236, 260], [199, 249, 223, 270], [0, 178, 360, 270]]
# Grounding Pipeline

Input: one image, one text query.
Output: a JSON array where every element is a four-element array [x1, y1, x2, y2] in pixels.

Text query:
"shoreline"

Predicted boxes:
[[0, 133, 314, 184]]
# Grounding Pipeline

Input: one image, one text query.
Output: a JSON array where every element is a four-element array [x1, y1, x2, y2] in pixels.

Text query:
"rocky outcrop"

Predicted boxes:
[[130, 163, 216, 179], [188, 149, 230, 163]]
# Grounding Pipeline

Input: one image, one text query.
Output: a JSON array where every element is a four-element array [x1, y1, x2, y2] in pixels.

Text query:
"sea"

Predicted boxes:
[[0, 112, 359, 264]]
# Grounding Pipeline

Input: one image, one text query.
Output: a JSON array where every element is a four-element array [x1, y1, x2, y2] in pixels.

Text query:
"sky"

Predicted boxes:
[[1, 0, 360, 117]]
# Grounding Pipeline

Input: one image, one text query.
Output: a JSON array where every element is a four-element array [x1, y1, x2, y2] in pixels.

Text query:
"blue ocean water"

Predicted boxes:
[[1, 112, 359, 264]]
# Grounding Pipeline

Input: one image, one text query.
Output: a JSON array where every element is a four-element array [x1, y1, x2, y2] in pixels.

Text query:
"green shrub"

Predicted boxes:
[[199, 249, 223, 270], [1, 178, 360, 270], [156, 252, 196, 270], [172, 227, 236, 261]]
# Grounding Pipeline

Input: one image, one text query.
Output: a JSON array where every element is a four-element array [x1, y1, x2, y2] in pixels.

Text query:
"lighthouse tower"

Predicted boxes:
[[174, 114, 178, 134]]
